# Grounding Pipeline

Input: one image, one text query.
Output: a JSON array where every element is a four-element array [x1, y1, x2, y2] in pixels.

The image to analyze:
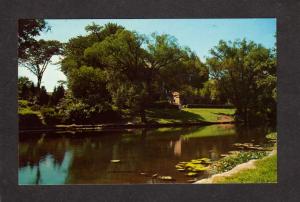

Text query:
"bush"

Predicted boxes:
[[40, 107, 62, 125], [211, 151, 267, 173], [18, 100, 29, 108], [19, 112, 44, 129], [58, 97, 122, 124]]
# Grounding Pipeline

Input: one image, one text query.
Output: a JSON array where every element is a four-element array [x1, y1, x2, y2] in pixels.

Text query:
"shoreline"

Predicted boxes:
[[19, 121, 235, 133], [194, 149, 277, 184]]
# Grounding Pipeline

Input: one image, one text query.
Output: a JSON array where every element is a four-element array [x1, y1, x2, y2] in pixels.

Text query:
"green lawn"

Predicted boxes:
[[214, 153, 277, 183], [146, 108, 235, 124]]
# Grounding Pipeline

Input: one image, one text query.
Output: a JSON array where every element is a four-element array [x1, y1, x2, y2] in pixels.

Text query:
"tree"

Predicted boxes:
[[68, 66, 110, 106], [18, 76, 34, 99], [38, 86, 49, 105], [62, 24, 208, 123], [18, 19, 49, 59], [207, 39, 276, 124], [50, 85, 65, 106], [84, 30, 149, 122], [19, 39, 62, 91]]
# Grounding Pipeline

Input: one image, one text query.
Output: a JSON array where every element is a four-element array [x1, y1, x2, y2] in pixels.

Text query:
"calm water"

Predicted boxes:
[[19, 124, 272, 184]]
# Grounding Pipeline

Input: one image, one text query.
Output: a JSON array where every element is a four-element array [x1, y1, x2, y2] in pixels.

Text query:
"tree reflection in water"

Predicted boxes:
[[19, 150, 73, 185]]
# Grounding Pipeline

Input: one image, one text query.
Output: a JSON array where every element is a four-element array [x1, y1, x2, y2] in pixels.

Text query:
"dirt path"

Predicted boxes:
[[217, 115, 234, 122]]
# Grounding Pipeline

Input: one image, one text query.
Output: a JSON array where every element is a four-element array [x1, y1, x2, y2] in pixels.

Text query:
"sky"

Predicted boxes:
[[18, 18, 276, 91]]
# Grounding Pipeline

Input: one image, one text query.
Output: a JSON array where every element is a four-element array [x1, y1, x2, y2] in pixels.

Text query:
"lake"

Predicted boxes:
[[19, 124, 272, 184]]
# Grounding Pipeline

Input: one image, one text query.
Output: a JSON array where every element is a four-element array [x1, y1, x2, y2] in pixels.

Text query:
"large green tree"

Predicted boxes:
[[18, 19, 49, 59], [84, 30, 149, 121], [19, 39, 62, 91], [207, 39, 276, 124], [61, 23, 208, 123]]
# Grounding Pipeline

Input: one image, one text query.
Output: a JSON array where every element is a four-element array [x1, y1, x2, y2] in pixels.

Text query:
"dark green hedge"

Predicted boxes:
[[19, 113, 44, 129]]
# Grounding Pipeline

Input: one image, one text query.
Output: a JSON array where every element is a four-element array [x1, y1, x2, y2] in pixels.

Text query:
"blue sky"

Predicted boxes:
[[18, 19, 276, 91]]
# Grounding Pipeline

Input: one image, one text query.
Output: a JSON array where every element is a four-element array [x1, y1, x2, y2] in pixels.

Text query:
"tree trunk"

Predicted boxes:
[[243, 106, 248, 125], [37, 76, 42, 94], [140, 109, 147, 123]]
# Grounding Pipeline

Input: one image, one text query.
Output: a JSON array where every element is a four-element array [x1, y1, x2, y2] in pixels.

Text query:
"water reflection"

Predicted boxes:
[[19, 124, 270, 184], [19, 151, 73, 185]]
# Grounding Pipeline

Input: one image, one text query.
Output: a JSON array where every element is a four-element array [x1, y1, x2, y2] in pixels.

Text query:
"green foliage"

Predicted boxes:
[[266, 132, 277, 140], [38, 86, 49, 105], [57, 95, 121, 124], [18, 100, 44, 128], [212, 151, 268, 173], [19, 39, 62, 90], [68, 66, 109, 105], [40, 107, 62, 125], [62, 24, 209, 123], [50, 85, 65, 106], [18, 76, 35, 100], [18, 19, 49, 59], [207, 39, 276, 124]]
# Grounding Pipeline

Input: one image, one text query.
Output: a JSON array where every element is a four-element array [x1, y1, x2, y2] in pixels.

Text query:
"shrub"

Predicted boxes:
[[18, 100, 29, 108], [58, 97, 122, 124], [40, 107, 62, 125], [19, 112, 44, 129], [211, 151, 268, 173]]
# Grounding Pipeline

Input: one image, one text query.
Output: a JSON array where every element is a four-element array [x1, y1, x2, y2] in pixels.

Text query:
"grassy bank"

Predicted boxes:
[[146, 108, 235, 124], [19, 100, 236, 129], [205, 132, 277, 183], [214, 153, 277, 183]]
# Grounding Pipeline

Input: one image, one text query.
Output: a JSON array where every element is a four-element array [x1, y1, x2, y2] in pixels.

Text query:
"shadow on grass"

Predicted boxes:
[[212, 112, 235, 116], [146, 108, 205, 123]]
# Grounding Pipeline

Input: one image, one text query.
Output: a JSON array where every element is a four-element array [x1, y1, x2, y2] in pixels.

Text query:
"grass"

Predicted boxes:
[[212, 132, 277, 183], [18, 100, 40, 116], [146, 108, 235, 124], [214, 153, 277, 183]]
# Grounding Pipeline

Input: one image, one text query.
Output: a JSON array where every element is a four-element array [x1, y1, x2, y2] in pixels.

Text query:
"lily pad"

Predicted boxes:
[[175, 165, 183, 169], [190, 159, 202, 164], [186, 172, 198, 177], [152, 173, 158, 178], [110, 160, 121, 163], [200, 158, 211, 164], [192, 165, 208, 172], [159, 176, 173, 180]]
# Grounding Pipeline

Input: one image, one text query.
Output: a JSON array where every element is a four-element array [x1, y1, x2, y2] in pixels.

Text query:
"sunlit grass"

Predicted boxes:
[[214, 153, 277, 183], [183, 108, 235, 122], [146, 108, 235, 124]]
